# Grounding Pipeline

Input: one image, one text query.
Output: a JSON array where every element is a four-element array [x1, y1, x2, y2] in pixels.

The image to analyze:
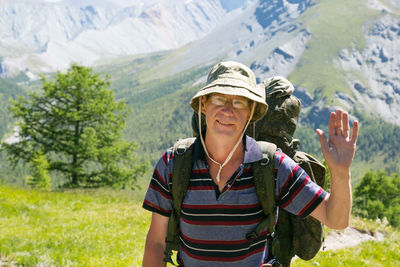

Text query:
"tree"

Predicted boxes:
[[25, 151, 51, 191], [2, 65, 147, 189], [353, 170, 400, 227]]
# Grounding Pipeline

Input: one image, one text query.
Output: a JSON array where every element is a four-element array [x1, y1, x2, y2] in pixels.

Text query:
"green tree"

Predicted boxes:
[[25, 151, 51, 191], [2, 65, 147, 189], [353, 170, 400, 227]]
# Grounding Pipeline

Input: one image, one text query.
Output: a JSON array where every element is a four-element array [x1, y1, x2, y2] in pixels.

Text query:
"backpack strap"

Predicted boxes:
[[247, 141, 277, 240], [164, 138, 196, 265]]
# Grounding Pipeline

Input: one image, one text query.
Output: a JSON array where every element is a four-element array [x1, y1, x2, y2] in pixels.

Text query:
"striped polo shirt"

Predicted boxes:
[[143, 136, 327, 266]]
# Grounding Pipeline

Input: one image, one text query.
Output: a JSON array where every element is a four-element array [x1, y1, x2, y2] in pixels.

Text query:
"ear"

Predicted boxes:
[[201, 96, 207, 113]]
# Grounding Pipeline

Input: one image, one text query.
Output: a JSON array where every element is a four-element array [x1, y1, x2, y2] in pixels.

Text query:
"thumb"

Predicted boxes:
[[316, 129, 329, 155]]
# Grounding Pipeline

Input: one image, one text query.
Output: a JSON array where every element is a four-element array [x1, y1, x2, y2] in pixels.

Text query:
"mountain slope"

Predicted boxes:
[[1, 0, 400, 184], [0, 0, 256, 76], [91, 0, 400, 181]]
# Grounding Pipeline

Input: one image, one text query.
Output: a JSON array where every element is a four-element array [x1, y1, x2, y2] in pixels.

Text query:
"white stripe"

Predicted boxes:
[[191, 178, 213, 182], [180, 237, 266, 253], [281, 169, 305, 200], [236, 176, 253, 181], [181, 209, 263, 217], [151, 177, 169, 192]]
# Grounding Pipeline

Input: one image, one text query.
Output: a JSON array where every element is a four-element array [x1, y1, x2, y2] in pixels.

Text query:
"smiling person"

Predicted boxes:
[[142, 61, 359, 266]]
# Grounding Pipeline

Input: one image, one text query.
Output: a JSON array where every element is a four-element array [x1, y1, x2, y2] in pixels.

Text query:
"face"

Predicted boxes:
[[201, 93, 253, 139]]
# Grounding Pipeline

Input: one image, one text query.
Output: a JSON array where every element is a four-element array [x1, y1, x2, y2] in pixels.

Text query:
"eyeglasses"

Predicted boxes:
[[209, 94, 251, 110]]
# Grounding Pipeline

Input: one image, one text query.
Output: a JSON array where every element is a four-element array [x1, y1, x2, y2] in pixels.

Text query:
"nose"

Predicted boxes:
[[221, 102, 234, 114]]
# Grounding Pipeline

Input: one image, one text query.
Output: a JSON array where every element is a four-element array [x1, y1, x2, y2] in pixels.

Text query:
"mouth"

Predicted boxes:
[[216, 119, 232, 126]]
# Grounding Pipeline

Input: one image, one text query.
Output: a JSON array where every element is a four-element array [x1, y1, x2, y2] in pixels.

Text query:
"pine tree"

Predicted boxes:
[[2, 65, 147, 188]]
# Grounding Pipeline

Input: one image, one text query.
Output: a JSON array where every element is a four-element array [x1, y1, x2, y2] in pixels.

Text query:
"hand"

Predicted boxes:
[[316, 109, 359, 176]]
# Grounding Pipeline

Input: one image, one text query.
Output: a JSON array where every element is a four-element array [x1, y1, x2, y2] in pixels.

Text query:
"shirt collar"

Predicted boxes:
[[193, 135, 263, 164]]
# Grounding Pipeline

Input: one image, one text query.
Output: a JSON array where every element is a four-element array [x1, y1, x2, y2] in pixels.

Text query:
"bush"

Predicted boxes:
[[25, 152, 51, 191], [353, 170, 400, 227]]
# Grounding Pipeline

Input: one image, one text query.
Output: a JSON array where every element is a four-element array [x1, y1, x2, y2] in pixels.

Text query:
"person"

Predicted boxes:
[[142, 61, 359, 266]]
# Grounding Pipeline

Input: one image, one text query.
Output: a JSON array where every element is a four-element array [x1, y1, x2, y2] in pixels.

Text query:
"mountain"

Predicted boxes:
[[1, 0, 400, 183], [0, 0, 256, 76], [137, 0, 400, 126], [96, 0, 400, 180]]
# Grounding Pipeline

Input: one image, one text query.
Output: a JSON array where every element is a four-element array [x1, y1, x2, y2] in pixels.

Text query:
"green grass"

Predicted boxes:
[[1, 184, 400, 266], [0, 184, 151, 267], [293, 233, 400, 266], [293, 216, 400, 266]]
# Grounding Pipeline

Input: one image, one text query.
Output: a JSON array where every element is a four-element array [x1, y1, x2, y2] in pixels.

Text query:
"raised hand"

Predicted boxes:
[[315, 109, 359, 176]]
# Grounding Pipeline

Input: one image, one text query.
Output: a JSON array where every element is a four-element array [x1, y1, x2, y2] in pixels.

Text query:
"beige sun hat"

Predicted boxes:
[[190, 61, 268, 121]]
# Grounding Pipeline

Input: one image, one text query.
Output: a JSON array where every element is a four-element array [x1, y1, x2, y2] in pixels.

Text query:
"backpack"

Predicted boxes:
[[246, 76, 326, 266], [164, 137, 278, 266], [165, 76, 326, 266]]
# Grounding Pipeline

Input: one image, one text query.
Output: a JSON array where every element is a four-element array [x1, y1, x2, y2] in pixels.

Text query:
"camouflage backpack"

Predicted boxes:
[[246, 76, 326, 266]]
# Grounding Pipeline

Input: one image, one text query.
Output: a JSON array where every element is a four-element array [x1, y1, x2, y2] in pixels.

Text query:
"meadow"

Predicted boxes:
[[1, 182, 399, 267], [0, 183, 150, 266]]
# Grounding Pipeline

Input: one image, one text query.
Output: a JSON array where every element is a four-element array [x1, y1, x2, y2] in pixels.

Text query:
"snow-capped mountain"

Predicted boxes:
[[0, 0, 399, 126], [0, 0, 256, 76]]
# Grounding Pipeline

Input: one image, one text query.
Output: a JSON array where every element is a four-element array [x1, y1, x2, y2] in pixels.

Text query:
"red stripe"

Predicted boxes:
[[149, 183, 172, 200], [229, 184, 254, 191], [181, 217, 262, 226], [277, 152, 285, 167], [280, 164, 299, 196], [182, 203, 260, 210], [243, 167, 252, 172], [180, 231, 250, 245], [193, 168, 208, 174], [180, 245, 265, 262], [154, 169, 167, 187], [162, 151, 170, 166], [298, 188, 323, 216], [143, 199, 171, 215], [281, 175, 309, 209]]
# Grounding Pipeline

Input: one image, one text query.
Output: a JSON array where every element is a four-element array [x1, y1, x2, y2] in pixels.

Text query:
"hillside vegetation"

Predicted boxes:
[[290, 0, 380, 103], [0, 184, 149, 266], [0, 77, 25, 139], [0, 184, 399, 266], [102, 58, 400, 183]]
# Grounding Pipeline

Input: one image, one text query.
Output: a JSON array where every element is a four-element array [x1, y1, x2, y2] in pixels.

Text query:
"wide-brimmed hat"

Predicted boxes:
[[190, 61, 268, 121]]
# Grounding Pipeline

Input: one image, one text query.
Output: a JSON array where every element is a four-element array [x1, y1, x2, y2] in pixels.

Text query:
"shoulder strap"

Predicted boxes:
[[248, 141, 277, 239], [164, 137, 196, 265]]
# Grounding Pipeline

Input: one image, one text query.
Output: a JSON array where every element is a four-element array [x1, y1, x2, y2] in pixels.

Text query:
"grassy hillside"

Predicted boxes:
[[0, 184, 150, 266], [293, 234, 400, 266], [0, 184, 399, 266], [290, 0, 381, 104]]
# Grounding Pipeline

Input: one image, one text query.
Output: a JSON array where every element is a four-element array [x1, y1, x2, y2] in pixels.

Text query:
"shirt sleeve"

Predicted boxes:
[[274, 151, 327, 218], [142, 149, 174, 217]]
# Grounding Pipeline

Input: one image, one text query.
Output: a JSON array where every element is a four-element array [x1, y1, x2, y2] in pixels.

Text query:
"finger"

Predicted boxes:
[[342, 112, 350, 138], [335, 109, 343, 135], [350, 120, 359, 144], [328, 112, 336, 138], [316, 129, 329, 156]]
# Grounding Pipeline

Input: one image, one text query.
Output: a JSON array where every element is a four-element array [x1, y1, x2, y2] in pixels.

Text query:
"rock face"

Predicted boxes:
[[0, 0, 255, 76], [335, 14, 400, 124]]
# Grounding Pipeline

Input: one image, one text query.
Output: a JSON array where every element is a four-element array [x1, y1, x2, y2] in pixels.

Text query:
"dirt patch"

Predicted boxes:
[[0, 255, 17, 267], [322, 227, 385, 251]]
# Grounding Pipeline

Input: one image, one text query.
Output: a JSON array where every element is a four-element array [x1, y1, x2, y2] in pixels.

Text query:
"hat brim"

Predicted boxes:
[[190, 85, 268, 121]]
